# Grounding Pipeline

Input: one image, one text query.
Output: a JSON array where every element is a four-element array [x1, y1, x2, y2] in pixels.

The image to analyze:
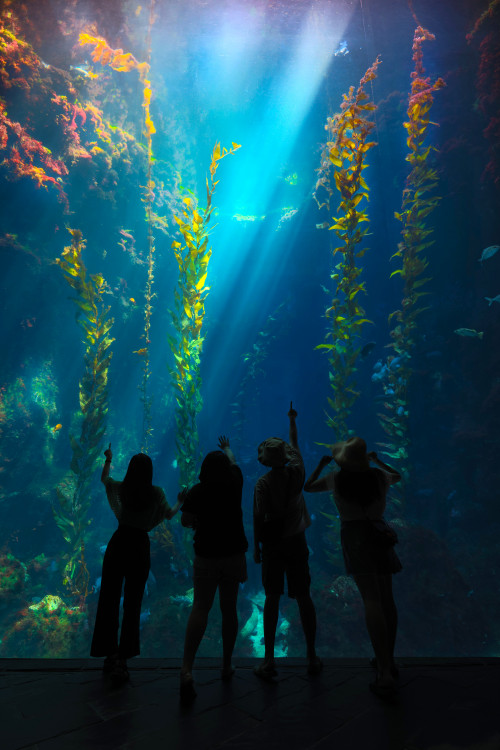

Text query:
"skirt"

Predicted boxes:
[[340, 520, 402, 576]]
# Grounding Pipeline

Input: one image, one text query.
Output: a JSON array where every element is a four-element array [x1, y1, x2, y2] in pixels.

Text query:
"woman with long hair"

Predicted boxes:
[[179, 435, 248, 702], [304, 437, 401, 697], [91, 444, 180, 682]]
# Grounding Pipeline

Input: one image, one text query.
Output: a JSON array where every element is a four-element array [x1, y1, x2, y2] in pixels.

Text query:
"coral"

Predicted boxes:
[[0, 552, 28, 602], [0, 594, 88, 657], [168, 141, 241, 488], [313, 58, 380, 440], [379, 28, 445, 497], [54, 229, 114, 600]]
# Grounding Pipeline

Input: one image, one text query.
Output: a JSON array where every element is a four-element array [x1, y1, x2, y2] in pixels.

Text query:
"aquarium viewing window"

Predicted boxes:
[[0, 0, 498, 660]]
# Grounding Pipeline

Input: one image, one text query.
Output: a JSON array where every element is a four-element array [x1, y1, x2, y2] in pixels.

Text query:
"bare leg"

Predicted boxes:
[[353, 573, 394, 685], [379, 574, 398, 668], [296, 594, 317, 659], [181, 577, 218, 675], [263, 592, 280, 666], [218, 580, 239, 674]]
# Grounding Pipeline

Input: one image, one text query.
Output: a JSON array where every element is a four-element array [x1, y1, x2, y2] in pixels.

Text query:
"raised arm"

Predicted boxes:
[[288, 402, 298, 450], [101, 443, 112, 483], [218, 435, 237, 465], [304, 455, 335, 493], [367, 452, 401, 484]]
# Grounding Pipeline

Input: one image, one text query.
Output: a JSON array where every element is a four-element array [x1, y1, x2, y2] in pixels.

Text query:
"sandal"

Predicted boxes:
[[370, 657, 400, 679], [253, 662, 278, 681]]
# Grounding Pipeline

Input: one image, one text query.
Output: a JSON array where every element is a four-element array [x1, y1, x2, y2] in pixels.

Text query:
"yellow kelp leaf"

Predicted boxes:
[[390, 269, 403, 278], [196, 273, 208, 290], [231, 142, 242, 150]]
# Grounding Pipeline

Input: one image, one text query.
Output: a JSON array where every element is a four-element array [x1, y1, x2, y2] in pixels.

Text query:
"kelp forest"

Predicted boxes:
[[0, 0, 499, 659]]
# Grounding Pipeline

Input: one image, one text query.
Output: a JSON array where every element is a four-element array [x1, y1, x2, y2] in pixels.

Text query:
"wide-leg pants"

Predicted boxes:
[[90, 525, 150, 659]]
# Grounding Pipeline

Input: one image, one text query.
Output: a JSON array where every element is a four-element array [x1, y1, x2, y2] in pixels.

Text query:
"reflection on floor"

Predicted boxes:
[[0, 658, 498, 750]]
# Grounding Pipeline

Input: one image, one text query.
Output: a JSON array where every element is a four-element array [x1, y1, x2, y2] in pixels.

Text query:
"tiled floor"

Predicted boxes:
[[0, 658, 498, 750]]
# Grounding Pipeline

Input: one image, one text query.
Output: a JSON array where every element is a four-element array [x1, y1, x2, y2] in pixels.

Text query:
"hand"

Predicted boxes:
[[320, 455, 334, 466], [177, 487, 189, 503], [218, 435, 230, 450], [253, 546, 262, 564], [104, 443, 112, 461], [367, 451, 378, 461], [288, 401, 297, 419]]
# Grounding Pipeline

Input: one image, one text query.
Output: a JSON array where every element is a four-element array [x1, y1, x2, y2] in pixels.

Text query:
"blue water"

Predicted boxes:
[[0, 0, 499, 659]]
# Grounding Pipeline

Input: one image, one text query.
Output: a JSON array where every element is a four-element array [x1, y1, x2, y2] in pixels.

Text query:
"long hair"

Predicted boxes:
[[199, 450, 232, 484], [121, 453, 155, 510], [335, 467, 386, 507]]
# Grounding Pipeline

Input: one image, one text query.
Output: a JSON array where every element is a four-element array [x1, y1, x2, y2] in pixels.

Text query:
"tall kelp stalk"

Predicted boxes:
[[378, 28, 445, 498], [54, 229, 114, 602], [314, 58, 380, 441], [78, 32, 156, 451], [169, 142, 241, 489]]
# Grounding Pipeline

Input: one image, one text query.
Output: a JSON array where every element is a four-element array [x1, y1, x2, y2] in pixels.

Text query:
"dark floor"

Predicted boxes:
[[0, 658, 499, 750]]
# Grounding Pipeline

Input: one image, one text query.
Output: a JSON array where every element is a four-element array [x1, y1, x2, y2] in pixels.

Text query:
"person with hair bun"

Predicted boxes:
[[305, 437, 401, 697], [91, 444, 180, 683]]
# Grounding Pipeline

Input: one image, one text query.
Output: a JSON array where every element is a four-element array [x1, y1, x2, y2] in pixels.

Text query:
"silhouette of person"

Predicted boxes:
[[304, 437, 401, 696], [179, 436, 248, 702], [253, 403, 322, 679], [91, 444, 180, 683]]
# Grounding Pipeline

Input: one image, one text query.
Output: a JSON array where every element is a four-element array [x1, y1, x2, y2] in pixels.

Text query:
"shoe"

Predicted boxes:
[[369, 676, 398, 699], [110, 659, 129, 684], [307, 656, 323, 675], [253, 662, 278, 681], [221, 665, 235, 681], [180, 672, 197, 703], [103, 655, 118, 673], [370, 657, 399, 679]]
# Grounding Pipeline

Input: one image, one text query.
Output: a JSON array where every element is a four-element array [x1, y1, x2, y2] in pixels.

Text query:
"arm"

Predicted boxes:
[[101, 443, 112, 484], [367, 452, 401, 484], [253, 484, 265, 563], [304, 456, 335, 493], [288, 402, 298, 451], [218, 435, 237, 465]]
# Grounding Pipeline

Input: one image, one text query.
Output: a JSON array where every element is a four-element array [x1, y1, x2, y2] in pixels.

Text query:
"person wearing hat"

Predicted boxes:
[[304, 437, 401, 697], [253, 402, 322, 679]]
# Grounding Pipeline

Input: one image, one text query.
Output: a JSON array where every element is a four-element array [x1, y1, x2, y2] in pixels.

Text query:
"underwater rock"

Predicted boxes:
[[0, 553, 28, 603], [0, 594, 88, 658]]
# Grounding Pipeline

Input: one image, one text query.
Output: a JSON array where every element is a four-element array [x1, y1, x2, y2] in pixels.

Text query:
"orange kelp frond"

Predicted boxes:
[[78, 33, 150, 80]]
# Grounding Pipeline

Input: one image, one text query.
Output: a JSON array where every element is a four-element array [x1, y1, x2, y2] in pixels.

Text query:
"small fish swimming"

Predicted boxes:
[[52, 424, 62, 433], [360, 341, 376, 358], [485, 294, 500, 306], [479, 245, 499, 264], [454, 328, 483, 339]]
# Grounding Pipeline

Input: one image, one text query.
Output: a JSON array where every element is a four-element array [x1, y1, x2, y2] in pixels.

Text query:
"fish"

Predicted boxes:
[[52, 424, 62, 433], [479, 245, 499, 264], [454, 328, 483, 339], [485, 295, 500, 306], [316, 222, 330, 230], [129, 297, 136, 304], [360, 341, 376, 358]]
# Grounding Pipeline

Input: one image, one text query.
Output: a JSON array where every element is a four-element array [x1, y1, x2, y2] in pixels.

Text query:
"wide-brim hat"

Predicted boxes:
[[331, 436, 370, 472], [258, 437, 293, 467]]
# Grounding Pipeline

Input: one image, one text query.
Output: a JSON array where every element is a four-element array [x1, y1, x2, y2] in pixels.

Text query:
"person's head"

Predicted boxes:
[[331, 436, 369, 472], [257, 437, 293, 469], [121, 453, 154, 509], [199, 450, 232, 483]]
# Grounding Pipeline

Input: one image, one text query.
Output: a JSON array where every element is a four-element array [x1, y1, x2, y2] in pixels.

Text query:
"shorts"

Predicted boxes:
[[262, 531, 311, 599], [340, 520, 402, 576], [193, 552, 248, 584]]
